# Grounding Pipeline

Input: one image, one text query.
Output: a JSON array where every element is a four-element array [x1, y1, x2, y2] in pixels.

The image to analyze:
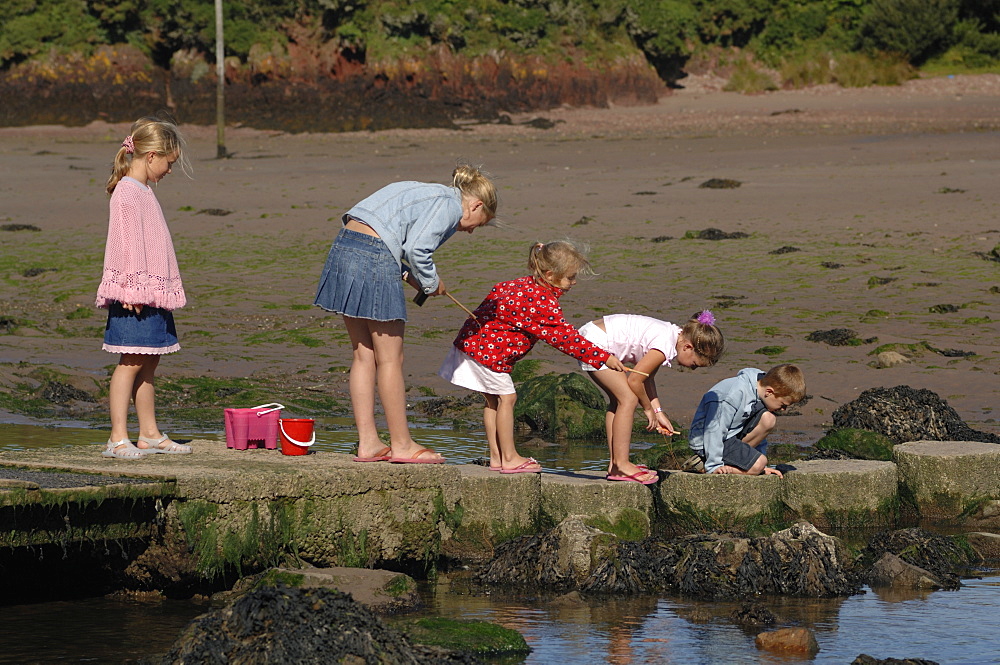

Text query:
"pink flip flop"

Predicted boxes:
[[388, 447, 445, 464], [607, 470, 658, 485], [500, 457, 542, 474], [353, 446, 392, 462]]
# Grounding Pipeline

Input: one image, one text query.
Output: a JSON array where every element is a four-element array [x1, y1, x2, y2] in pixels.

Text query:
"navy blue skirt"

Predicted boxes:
[[314, 227, 407, 322], [103, 302, 179, 354]]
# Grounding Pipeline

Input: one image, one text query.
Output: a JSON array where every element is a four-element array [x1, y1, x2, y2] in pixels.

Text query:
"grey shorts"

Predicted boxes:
[[720, 405, 768, 471]]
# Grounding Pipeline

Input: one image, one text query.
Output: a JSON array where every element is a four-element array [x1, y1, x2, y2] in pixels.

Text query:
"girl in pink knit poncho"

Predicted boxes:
[[96, 116, 192, 459]]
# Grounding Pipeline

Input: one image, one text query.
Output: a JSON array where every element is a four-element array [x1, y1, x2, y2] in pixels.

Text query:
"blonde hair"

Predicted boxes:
[[679, 312, 725, 365], [106, 115, 190, 195], [760, 364, 807, 401], [452, 164, 498, 219], [527, 240, 593, 285]]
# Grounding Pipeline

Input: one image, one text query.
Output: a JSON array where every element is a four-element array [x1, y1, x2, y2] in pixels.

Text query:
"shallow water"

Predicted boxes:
[[2, 421, 999, 664]]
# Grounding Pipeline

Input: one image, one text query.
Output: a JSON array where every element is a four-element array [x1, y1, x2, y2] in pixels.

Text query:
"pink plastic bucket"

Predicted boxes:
[[224, 403, 283, 450]]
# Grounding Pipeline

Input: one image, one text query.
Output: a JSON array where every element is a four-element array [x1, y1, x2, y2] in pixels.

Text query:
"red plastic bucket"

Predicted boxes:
[[279, 418, 315, 456]]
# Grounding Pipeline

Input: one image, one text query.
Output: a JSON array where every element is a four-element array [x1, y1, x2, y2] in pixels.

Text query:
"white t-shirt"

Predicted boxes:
[[602, 314, 680, 366]]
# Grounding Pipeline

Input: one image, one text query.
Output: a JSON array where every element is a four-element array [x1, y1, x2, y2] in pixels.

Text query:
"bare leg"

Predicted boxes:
[[495, 392, 538, 470], [590, 369, 653, 480], [109, 354, 145, 444], [133, 355, 161, 440], [741, 412, 777, 448], [344, 316, 384, 458], [483, 393, 501, 468]]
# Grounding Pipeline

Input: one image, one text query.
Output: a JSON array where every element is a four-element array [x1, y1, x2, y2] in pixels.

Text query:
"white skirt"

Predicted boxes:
[[577, 321, 610, 372], [438, 346, 515, 395]]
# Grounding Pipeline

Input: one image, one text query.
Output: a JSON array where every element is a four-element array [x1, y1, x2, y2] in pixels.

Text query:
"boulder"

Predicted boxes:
[[832, 385, 1000, 444], [755, 627, 819, 654], [256, 566, 420, 613], [475, 516, 618, 589], [156, 585, 478, 664], [513, 372, 607, 439], [852, 656, 939, 665], [861, 527, 973, 590], [875, 351, 911, 368], [868, 553, 943, 589], [963, 532, 1000, 560]]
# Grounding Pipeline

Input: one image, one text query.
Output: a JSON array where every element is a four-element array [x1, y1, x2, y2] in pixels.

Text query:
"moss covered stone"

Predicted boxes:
[[815, 427, 896, 461], [514, 372, 607, 439], [396, 617, 530, 656]]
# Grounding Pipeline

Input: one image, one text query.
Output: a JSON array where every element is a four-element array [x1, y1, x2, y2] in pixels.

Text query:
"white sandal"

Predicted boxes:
[[138, 434, 192, 454], [102, 438, 146, 459]]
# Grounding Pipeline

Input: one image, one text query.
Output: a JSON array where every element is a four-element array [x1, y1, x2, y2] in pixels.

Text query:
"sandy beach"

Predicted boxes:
[[1, 73, 998, 445]]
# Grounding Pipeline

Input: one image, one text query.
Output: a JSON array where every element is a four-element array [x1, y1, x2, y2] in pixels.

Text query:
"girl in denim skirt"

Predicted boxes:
[[96, 116, 192, 459], [315, 165, 498, 464]]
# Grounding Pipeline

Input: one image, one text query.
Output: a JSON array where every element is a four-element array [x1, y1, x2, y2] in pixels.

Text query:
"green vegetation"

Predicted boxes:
[[2, 0, 997, 85], [395, 617, 530, 657], [815, 427, 895, 461]]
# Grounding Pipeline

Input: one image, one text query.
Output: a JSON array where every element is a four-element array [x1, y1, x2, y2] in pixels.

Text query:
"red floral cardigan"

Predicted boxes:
[[453, 275, 610, 373]]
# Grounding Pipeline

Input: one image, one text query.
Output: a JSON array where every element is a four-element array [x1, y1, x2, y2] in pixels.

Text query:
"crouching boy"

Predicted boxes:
[[686, 364, 806, 477]]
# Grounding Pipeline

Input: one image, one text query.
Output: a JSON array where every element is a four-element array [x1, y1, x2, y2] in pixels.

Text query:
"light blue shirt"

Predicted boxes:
[[344, 181, 462, 294], [688, 368, 766, 474]]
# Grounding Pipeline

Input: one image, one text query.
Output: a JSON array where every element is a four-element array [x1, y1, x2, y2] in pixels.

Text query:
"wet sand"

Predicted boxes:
[[1, 74, 998, 445]]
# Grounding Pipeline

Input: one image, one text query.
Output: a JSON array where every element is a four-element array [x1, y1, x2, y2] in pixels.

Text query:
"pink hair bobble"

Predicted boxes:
[[697, 310, 716, 326], [121, 135, 134, 154]]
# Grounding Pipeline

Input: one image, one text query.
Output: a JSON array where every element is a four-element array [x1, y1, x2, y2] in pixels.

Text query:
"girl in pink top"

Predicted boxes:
[[577, 311, 724, 483], [96, 116, 192, 459]]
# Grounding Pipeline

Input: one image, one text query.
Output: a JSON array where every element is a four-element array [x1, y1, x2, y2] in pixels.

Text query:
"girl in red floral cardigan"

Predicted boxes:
[[438, 241, 625, 473]]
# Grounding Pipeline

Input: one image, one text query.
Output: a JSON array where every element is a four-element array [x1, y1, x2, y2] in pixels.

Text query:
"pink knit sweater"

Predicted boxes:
[[96, 177, 186, 310]]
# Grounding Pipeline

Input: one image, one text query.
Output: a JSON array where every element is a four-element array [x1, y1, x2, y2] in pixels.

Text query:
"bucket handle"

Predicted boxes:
[[252, 403, 284, 416], [279, 420, 316, 447]]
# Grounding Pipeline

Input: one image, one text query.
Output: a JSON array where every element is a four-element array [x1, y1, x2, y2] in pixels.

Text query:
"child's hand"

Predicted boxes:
[[763, 466, 784, 478], [122, 303, 144, 314], [646, 409, 676, 435], [605, 355, 626, 372]]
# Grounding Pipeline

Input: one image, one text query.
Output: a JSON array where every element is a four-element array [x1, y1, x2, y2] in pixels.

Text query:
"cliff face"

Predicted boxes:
[[0, 45, 664, 131]]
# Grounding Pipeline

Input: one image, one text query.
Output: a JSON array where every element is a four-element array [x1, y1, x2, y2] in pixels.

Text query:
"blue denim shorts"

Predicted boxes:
[[314, 227, 407, 322], [103, 302, 179, 354]]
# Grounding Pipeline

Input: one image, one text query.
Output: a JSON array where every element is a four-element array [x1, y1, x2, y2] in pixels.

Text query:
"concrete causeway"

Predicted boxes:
[[1, 440, 998, 572]]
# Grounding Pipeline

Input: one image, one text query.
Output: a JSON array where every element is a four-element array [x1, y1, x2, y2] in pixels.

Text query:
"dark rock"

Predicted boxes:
[[476, 517, 618, 590], [21, 267, 58, 277], [651, 235, 672, 242], [928, 304, 959, 313], [731, 601, 777, 626], [692, 227, 749, 240], [523, 117, 561, 129], [483, 520, 861, 600], [699, 178, 742, 189], [41, 381, 93, 404], [805, 328, 876, 346], [412, 393, 481, 420], [831, 385, 1000, 444], [0, 223, 41, 232], [769, 246, 801, 254], [821, 261, 843, 269], [861, 527, 974, 590], [868, 553, 943, 589], [156, 585, 478, 665], [852, 655, 940, 665], [196, 208, 232, 216]]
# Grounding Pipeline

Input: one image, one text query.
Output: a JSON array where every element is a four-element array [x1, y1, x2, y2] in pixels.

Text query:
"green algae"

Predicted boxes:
[[394, 617, 530, 656]]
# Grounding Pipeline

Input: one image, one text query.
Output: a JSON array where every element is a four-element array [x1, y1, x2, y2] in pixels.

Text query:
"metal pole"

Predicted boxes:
[[215, 0, 226, 158]]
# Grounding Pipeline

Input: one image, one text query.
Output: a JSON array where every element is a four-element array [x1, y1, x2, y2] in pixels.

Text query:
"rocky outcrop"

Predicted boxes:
[[832, 386, 1000, 444], [155, 585, 479, 664], [861, 528, 975, 590], [868, 553, 943, 589], [513, 373, 608, 439], [477, 519, 862, 599], [755, 627, 819, 655]]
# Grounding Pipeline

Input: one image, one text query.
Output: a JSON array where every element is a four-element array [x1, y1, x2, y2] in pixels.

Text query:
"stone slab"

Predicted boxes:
[[780, 459, 898, 529], [894, 440, 1000, 520], [658, 470, 784, 530]]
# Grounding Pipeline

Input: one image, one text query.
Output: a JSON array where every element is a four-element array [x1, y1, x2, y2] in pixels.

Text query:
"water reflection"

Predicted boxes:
[[421, 573, 1000, 664]]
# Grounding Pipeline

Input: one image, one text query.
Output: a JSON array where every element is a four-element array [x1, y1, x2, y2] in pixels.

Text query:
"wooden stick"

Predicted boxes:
[[623, 367, 650, 377], [444, 291, 479, 321]]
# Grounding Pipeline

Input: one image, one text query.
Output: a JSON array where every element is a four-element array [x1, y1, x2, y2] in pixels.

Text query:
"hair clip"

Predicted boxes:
[[697, 310, 716, 326], [121, 135, 134, 154]]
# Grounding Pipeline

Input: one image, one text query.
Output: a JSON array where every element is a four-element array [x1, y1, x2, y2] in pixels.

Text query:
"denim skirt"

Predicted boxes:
[[314, 227, 407, 322], [102, 302, 180, 354]]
